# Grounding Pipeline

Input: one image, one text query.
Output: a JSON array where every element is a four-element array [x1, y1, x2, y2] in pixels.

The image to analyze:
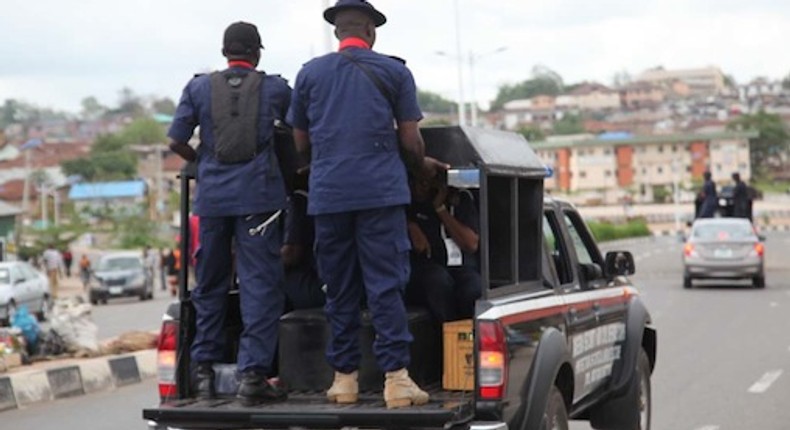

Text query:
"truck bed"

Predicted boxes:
[[144, 385, 475, 429]]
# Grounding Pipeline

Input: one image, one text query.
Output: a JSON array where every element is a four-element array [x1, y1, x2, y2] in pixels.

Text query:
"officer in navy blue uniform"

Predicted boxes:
[[287, 0, 444, 408], [168, 21, 290, 405], [406, 177, 481, 324]]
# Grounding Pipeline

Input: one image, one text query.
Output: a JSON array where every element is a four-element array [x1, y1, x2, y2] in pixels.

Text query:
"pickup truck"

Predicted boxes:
[[144, 126, 656, 430]]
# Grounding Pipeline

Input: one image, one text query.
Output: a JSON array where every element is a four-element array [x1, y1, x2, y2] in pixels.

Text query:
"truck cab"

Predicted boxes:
[[144, 126, 656, 430]]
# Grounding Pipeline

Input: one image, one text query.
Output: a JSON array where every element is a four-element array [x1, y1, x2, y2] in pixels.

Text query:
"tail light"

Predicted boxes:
[[752, 242, 765, 258], [157, 319, 178, 400], [683, 243, 697, 257], [477, 320, 507, 400]]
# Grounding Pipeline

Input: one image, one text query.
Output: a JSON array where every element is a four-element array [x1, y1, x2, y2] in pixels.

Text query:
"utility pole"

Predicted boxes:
[[453, 0, 466, 126]]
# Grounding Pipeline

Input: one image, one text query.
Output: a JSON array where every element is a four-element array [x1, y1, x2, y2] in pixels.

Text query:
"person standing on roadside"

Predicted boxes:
[[697, 171, 718, 218], [287, 0, 445, 409], [42, 244, 63, 299], [62, 248, 73, 278], [168, 21, 291, 405], [731, 172, 751, 220]]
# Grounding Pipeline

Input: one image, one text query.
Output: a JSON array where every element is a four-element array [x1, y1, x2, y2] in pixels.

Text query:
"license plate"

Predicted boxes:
[[109, 286, 123, 295], [714, 248, 733, 258]]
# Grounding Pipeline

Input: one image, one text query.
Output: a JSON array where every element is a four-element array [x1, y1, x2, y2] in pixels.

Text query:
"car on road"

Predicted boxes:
[[89, 252, 153, 304], [0, 261, 51, 326], [145, 127, 657, 430], [682, 218, 765, 288]]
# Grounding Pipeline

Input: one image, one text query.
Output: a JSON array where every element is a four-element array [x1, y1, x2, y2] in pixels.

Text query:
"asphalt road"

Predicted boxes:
[[4, 232, 790, 430], [89, 282, 176, 340]]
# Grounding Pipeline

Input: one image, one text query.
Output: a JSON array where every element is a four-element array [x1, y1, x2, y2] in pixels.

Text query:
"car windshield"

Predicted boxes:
[[98, 257, 141, 271], [0, 268, 9, 284], [693, 222, 755, 240]]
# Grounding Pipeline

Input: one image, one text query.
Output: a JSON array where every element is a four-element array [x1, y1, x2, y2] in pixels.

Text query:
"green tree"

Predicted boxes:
[[727, 111, 789, 175], [552, 114, 585, 135], [121, 117, 166, 145], [518, 125, 546, 142], [417, 90, 456, 114], [490, 66, 565, 111], [151, 98, 177, 116], [117, 87, 146, 117], [80, 96, 107, 120], [783, 72, 790, 90]]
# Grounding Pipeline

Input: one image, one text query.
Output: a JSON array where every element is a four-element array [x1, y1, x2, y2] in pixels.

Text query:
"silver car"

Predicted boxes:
[[0, 261, 52, 326], [682, 218, 765, 289], [89, 252, 153, 304]]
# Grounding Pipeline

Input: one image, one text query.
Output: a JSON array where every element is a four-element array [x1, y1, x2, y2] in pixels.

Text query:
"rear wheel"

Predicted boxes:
[[753, 275, 765, 289], [683, 274, 692, 289], [590, 349, 652, 430], [542, 385, 569, 430], [36, 294, 50, 321], [1, 301, 17, 326]]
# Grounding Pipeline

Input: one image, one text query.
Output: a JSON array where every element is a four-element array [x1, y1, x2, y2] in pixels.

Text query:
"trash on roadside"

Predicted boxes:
[[101, 330, 158, 355], [49, 296, 100, 356], [11, 306, 40, 353]]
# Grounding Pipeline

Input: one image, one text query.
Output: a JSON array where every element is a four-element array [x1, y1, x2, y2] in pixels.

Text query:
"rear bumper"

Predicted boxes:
[[684, 261, 763, 278], [90, 284, 146, 299]]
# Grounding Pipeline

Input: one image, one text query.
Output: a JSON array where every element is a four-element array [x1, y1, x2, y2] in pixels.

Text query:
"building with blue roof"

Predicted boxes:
[[69, 180, 148, 217]]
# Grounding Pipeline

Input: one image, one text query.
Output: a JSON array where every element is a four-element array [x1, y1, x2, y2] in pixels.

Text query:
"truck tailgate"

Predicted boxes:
[[144, 388, 474, 429]]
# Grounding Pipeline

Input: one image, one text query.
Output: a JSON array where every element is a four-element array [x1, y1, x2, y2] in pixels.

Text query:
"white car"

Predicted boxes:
[[0, 261, 52, 326]]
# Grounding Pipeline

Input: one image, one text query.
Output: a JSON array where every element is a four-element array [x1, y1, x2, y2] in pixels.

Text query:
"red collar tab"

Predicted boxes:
[[339, 37, 371, 51], [228, 60, 255, 69]]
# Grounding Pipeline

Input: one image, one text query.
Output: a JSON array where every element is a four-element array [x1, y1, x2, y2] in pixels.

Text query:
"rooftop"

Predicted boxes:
[[68, 180, 147, 200], [531, 130, 759, 150]]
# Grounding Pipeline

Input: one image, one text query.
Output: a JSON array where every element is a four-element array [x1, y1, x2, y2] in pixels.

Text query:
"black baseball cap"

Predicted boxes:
[[324, 0, 387, 27], [223, 21, 264, 56]]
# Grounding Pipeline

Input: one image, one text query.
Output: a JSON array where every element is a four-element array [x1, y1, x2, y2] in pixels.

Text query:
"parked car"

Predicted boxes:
[[682, 218, 765, 288], [145, 127, 656, 430], [0, 261, 51, 326], [89, 252, 153, 304]]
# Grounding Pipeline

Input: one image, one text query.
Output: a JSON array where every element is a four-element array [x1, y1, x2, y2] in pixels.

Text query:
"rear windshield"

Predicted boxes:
[[0, 268, 9, 284], [693, 223, 755, 240], [98, 257, 141, 271]]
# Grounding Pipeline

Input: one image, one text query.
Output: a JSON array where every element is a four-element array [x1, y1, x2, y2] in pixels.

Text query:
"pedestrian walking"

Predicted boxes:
[[42, 244, 63, 299], [62, 248, 73, 278], [287, 0, 445, 409], [79, 254, 91, 290], [168, 21, 291, 405]]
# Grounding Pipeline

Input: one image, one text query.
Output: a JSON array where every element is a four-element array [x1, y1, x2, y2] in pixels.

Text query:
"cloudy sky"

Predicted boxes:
[[1, 0, 789, 113]]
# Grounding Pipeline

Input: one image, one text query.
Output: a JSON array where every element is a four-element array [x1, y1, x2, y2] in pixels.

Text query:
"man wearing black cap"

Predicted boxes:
[[168, 21, 291, 405], [287, 0, 442, 409]]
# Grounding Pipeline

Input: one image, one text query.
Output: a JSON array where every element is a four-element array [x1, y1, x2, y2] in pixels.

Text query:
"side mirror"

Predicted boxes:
[[14, 278, 24, 285], [605, 251, 636, 277], [758, 234, 766, 242]]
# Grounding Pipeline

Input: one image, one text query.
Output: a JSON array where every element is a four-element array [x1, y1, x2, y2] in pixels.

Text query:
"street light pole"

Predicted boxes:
[[453, 0, 465, 126]]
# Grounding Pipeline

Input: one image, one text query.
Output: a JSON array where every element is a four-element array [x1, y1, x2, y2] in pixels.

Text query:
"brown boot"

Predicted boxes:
[[384, 368, 429, 409], [327, 370, 358, 404]]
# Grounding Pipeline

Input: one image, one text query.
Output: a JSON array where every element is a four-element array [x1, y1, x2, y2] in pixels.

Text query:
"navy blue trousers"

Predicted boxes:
[[407, 258, 481, 323], [314, 206, 412, 373], [191, 214, 284, 374]]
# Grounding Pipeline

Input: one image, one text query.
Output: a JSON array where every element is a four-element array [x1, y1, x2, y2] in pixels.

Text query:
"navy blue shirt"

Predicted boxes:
[[169, 67, 292, 217], [408, 189, 479, 270], [287, 47, 423, 215]]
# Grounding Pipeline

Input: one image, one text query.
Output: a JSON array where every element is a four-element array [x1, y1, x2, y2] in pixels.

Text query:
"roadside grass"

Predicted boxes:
[[588, 218, 652, 242], [752, 179, 790, 194]]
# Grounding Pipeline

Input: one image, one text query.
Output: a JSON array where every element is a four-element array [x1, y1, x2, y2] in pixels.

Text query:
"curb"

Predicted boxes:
[[0, 349, 156, 413]]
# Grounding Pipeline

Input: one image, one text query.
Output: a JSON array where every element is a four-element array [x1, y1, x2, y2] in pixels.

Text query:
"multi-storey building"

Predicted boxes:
[[636, 66, 727, 97], [533, 131, 755, 202]]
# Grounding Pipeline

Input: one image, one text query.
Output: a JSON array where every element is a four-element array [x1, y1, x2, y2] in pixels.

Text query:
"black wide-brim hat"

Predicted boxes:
[[324, 0, 387, 27]]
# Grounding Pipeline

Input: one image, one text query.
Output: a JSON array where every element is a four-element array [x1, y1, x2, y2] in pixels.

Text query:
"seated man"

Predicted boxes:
[[281, 174, 326, 311], [406, 175, 480, 323]]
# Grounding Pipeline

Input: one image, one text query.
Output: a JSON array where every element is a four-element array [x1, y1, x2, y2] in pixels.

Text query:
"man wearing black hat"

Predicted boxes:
[[287, 0, 442, 409], [168, 21, 291, 405]]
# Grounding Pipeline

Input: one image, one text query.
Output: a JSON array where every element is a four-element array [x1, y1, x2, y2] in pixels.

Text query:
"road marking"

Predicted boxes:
[[694, 426, 720, 430], [748, 370, 783, 394], [770, 302, 779, 308]]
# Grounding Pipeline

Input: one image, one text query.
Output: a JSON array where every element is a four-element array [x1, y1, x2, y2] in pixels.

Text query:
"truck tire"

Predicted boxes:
[[542, 385, 569, 430], [590, 349, 651, 430]]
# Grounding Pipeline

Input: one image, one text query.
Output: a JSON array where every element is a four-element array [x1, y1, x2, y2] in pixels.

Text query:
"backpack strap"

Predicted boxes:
[[338, 50, 396, 113]]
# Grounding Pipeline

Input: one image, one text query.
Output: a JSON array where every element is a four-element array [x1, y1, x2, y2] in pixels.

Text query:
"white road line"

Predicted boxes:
[[748, 370, 783, 394], [770, 302, 779, 308], [694, 426, 720, 430]]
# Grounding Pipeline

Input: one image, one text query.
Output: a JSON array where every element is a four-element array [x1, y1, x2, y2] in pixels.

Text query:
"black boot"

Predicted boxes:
[[237, 370, 287, 406], [194, 362, 216, 400]]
